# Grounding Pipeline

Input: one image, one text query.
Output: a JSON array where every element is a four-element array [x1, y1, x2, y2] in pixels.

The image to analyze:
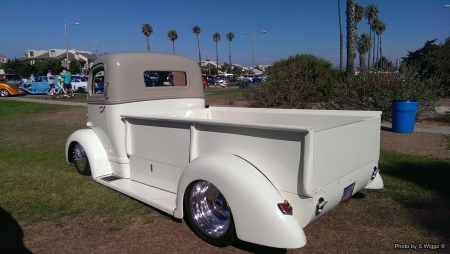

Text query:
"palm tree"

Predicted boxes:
[[372, 19, 382, 66], [141, 23, 153, 52], [365, 4, 378, 68], [346, 0, 356, 76], [354, 3, 365, 40], [192, 25, 201, 64], [357, 32, 372, 72], [226, 32, 234, 73], [167, 30, 178, 54], [338, 0, 343, 71], [212, 32, 221, 74], [377, 20, 386, 69]]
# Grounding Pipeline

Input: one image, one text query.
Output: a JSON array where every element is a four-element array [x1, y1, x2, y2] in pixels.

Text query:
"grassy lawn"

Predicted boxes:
[[0, 99, 449, 248], [0, 101, 154, 230]]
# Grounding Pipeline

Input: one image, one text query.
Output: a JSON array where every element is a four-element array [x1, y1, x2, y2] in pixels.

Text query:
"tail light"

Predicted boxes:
[[277, 200, 293, 215]]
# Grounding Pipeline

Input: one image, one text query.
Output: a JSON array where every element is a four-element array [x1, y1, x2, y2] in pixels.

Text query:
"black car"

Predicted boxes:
[[5, 74, 21, 85]]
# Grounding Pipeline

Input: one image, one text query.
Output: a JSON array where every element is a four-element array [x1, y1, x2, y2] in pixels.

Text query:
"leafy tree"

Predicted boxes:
[[167, 30, 178, 54], [374, 56, 394, 72], [142, 23, 153, 52], [212, 32, 221, 72], [357, 32, 372, 72], [346, 0, 356, 76], [226, 32, 234, 71], [69, 60, 79, 74], [192, 25, 201, 64], [404, 38, 450, 96], [244, 54, 339, 108]]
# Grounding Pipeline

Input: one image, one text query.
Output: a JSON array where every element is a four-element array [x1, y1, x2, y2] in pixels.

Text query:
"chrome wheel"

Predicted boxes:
[[0, 89, 9, 97], [190, 181, 231, 237], [73, 143, 91, 175]]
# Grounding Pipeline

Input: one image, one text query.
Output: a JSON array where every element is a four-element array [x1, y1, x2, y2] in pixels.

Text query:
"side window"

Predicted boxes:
[[143, 71, 186, 87], [92, 69, 105, 94]]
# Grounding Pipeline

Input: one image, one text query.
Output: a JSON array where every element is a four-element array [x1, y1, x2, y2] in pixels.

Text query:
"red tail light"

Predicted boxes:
[[277, 201, 293, 215]]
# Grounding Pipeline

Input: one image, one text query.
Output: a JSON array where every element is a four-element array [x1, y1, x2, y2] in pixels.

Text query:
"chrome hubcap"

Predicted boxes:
[[73, 143, 87, 171], [190, 181, 230, 237]]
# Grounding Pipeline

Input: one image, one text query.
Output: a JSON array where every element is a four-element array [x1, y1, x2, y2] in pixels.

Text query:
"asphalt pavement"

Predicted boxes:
[[1, 96, 448, 134]]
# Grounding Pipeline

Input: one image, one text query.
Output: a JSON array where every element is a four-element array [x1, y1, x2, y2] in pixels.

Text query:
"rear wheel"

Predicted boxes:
[[43, 88, 51, 100], [72, 142, 91, 175], [184, 181, 235, 247], [0, 89, 9, 97]]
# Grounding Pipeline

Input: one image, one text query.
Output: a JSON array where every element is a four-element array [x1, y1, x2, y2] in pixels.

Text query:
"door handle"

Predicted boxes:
[[99, 106, 105, 113]]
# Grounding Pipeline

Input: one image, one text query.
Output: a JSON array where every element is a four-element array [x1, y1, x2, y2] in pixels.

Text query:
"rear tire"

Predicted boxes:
[[43, 88, 50, 100], [72, 142, 91, 175], [184, 181, 235, 247]]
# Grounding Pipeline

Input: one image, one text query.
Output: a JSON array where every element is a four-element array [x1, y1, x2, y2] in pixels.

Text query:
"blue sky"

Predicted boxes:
[[1, 0, 449, 68]]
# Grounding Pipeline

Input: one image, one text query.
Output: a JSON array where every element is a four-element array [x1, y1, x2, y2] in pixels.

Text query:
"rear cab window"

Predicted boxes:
[[143, 71, 186, 87]]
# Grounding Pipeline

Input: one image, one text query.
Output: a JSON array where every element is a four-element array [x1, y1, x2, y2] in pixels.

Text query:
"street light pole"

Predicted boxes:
[[244, 31, 266, 78], [65, 22, 79, 68], [89, 38, 98, 55], [203, 52, 211, 76]]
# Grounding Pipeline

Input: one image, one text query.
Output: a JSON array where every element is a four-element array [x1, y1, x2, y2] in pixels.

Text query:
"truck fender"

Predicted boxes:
[[174, 152, 307, 249], [365, 173, 384, 189], [65, 129, 111, 179]]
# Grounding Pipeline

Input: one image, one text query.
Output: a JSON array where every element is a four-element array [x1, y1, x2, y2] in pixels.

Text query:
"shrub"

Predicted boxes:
[[244, 54, 339, 109], [321, 66, 442, 121]]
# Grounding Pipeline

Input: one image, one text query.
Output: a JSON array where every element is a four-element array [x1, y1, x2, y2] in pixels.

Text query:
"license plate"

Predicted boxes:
[[340, 183, 355, 203]]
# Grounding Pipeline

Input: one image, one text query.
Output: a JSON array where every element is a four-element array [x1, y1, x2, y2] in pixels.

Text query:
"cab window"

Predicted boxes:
[[143, 71, 186, 87]]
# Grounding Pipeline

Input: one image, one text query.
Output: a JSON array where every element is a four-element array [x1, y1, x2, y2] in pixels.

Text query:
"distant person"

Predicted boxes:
[[96, 77, 104, 94], [30, 73, 35, 82], [63, 68, 72, 98], [47, 70, 55, 90], [56, 73, 64, 98]]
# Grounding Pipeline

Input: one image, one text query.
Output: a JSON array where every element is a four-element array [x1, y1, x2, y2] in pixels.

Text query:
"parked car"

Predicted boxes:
[[0, 81, 26, 97], [239, 78, 262, 89], [19, 75, 50, 94], [71, 75, 88, 93], [212, 78, 227, 87], [202, 76, 209, 89], [5, 74, 21, 85]]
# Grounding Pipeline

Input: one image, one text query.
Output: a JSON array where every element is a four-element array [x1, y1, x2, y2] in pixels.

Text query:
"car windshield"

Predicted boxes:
[[6, 75, 20, 81], [73, 76, 87, 82]]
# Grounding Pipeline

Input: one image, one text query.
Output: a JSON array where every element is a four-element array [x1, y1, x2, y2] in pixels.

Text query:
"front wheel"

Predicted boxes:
[[72, 142, 91, 175], [0, 89, 9, 97], [184, 181, 235, 247]]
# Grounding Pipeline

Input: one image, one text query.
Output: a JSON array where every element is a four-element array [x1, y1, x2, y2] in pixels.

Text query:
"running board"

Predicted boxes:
[[96, 175, 177, 216]]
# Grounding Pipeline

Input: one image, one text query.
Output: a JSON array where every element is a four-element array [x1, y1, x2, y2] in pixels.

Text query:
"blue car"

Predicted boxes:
[[20, 76, 51, 94]]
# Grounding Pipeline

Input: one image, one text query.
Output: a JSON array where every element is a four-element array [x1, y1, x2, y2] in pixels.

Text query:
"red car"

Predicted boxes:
[[202, 76, 209, 89]]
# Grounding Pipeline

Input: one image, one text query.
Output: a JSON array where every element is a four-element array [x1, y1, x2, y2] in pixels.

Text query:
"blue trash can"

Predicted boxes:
[[391, 100, 418, 133]]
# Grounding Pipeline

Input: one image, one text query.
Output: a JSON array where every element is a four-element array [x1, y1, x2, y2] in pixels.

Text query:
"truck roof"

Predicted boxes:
[[87, 52, 204, 105]]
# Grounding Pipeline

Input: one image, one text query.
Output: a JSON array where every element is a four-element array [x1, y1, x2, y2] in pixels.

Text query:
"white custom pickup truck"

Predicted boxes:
[[65, 52, 383, 249]]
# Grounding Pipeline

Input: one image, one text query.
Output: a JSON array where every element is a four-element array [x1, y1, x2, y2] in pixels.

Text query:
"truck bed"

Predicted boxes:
[[121, 106, 381, 197]]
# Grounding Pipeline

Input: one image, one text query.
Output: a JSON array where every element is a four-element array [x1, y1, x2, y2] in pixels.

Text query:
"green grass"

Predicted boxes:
[[0, 100, 154, 229], [24, 94, 88, 103]]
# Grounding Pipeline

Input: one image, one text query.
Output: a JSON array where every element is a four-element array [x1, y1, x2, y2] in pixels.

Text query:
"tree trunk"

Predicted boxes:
[[216, 43, 219, 74], [346, 0, 355, 76], [338, 0, 343, 71], [229, 41, 232, 73], [367, 30, 371, 69], [197, 37, 201, 66], [359, 53, 366, 71], [379, 34, 383, 69]]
